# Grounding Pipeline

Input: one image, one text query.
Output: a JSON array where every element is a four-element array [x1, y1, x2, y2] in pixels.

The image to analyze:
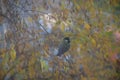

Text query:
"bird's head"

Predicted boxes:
[[63, 37, 70, 43]]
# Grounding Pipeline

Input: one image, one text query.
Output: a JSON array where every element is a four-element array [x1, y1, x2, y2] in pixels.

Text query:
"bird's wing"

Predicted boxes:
[[57, 42, 70, 56]]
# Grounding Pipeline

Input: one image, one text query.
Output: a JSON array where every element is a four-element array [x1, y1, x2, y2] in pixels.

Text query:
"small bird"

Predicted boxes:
[[57, 37, 70, 56]]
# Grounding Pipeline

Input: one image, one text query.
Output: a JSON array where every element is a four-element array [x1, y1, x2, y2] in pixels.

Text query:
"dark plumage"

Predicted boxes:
[[57, 37, 70, 56]]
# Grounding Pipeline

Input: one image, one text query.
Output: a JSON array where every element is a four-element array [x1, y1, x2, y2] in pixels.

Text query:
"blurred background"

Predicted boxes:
[[0, 0, 120, 80]]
